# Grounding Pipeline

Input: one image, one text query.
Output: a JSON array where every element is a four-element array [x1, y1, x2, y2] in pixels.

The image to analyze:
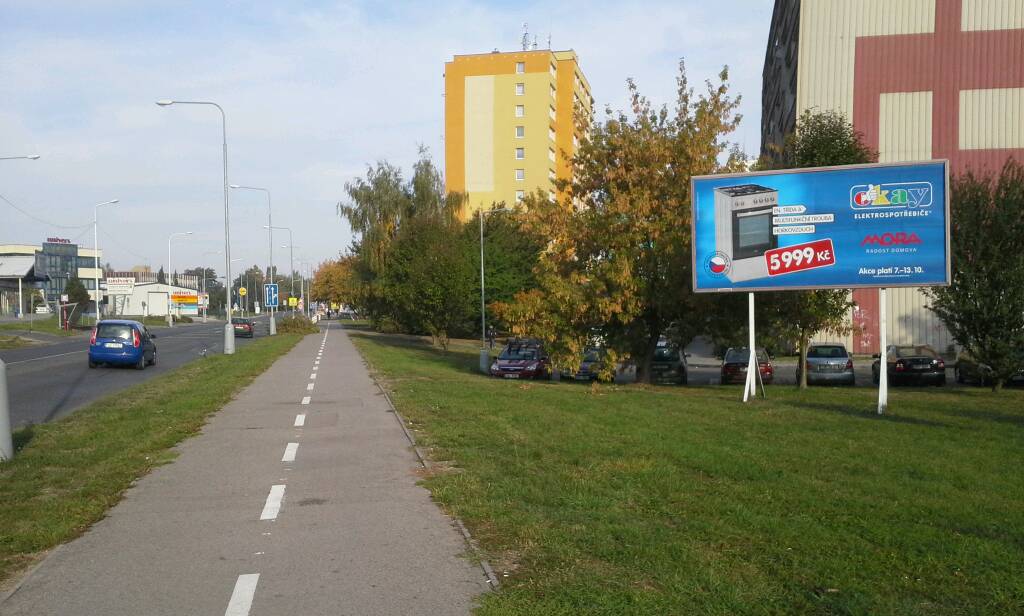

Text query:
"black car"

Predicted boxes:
[[651, 342, 688, 385], [872, 344, 946, 386], [561, 347, 605, 381], [956, 350, 1024, 386]]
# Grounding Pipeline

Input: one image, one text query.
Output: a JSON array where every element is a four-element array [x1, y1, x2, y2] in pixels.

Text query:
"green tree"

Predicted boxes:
[[65, 276, 91, 325], [156, 266, 166, 284], [754, 110, 872, 388], [500, 61, 745, 381], [926, 160, 1024, 391]]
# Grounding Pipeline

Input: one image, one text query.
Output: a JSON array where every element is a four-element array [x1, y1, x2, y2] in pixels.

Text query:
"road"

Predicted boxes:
[[0, 316, 269, 428]]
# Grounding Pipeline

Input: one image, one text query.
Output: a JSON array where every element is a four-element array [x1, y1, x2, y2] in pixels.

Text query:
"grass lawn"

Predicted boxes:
[[0, 317, 78, 337], [0, 332, 305, 585], [348, 328, 1024, 615], [0, 336, 33, 350]]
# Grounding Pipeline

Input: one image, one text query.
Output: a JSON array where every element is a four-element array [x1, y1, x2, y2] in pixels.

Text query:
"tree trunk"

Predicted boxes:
[[992, 378, 1004, 393], [798, 328, 810, 390], [636, 329, 662, 384]]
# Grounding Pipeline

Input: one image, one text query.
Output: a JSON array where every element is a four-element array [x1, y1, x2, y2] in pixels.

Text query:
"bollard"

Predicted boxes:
[[0, 359, 13, 461]]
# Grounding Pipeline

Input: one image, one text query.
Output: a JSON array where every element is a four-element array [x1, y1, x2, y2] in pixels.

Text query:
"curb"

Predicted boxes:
[[370, 375, 501, 591], [0, 545, 63, 606]]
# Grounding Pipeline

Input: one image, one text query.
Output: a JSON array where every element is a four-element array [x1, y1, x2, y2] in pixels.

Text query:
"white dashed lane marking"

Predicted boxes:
[[306, 383, 314, 391], [281, 443, 299, 462], [224, 573, 260, 616], [301, 396, 311, 405], [294, 414, 305, 427], [260, 485, 286, 521], [310, 373, 317, 379]]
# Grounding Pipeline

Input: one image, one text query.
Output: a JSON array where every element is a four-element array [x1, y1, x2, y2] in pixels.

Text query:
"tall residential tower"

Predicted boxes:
[[445, 49, 592, 218]]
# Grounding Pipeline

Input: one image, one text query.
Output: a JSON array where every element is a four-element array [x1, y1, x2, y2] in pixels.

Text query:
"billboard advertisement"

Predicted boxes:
[[170, 291, 199, 316], [691, 161, 949, 292], [106, 277, 136, 295]]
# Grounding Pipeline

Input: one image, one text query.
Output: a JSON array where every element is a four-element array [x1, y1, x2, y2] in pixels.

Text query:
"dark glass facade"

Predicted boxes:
[[761, 0, 800, 162], [35, 242, 83, 302]]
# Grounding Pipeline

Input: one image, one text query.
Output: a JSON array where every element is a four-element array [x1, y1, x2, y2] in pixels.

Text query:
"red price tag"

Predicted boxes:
[[765, 238, 836, 276]]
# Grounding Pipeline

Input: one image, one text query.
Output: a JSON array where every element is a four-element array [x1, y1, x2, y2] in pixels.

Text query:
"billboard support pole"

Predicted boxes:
[[743, 292, 757, 402], [877, 287, 888, 414]]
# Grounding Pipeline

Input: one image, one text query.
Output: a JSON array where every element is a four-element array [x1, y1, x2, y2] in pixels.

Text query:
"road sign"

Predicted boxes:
[[264, 283, 279, 308], [106, 277, 135, 295], [691, 160, 950, 292], [288, 296, 298, 307], [238, 287, 247, 297]]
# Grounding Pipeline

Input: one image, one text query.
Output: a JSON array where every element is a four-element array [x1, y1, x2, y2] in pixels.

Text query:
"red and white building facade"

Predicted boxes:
[[762, 0, 1024, 353]]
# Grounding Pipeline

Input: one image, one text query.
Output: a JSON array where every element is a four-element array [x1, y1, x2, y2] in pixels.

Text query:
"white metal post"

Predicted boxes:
[[743, 292, 757, 402], [17, 278, 22, 320], [878, 288, 888, 414], [0, 358, 11, 460]]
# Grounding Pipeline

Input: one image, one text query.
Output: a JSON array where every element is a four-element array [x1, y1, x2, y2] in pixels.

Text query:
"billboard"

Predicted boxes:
[[170, 291, 198, 316], [106, 277, 135, 295], [691, 161, 949, 292]]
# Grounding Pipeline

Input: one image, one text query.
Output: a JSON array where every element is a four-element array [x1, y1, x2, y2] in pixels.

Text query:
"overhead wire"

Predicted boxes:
[[0, 192, 91, 230]]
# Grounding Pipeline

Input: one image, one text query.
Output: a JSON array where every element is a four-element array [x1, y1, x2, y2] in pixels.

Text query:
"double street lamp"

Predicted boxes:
[[156, 99, 235, 354], [231, 185, 276, 335], [93, 199, 119, 322], [1, 154, 41, 320], [166, 231, 193, 326]]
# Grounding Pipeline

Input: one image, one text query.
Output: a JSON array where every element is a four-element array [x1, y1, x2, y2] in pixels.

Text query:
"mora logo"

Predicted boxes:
[[861, 232, 922, 246], [850, 182, 933, 209]]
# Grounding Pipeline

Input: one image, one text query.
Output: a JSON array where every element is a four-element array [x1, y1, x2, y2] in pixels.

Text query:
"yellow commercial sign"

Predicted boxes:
[[170, 293, 197, 304], [288, 297, 298, 307], [238, 287, 247, 297]]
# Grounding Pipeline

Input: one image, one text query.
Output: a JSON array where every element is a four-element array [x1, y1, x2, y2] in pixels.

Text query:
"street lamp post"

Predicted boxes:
[[166, 231, 193, 326], [156, 99, 235, 354], [92, 199, 119, 323], [2, 155, 40, 319], [201, 250, 222, 323], [478, 207, 512, 373], [232, 185, 276, 335]]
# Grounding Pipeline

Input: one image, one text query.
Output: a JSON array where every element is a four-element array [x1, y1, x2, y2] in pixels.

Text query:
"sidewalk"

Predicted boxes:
[[0, 323, 487, 615]]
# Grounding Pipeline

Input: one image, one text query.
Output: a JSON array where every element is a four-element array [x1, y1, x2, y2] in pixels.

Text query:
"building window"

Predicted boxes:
[[549, 169, 556, 181], [515, 61, 525, 74], [515, 147, 525, 160], [516, 125, 525, 138], [516, 190, 525, 202], [549, 128, 556, 141], [515, 105, 525, 118], [548, 148, 556, 162], [550, 84, 557, 99], [549, 106, 556, 121], [515, 169, 525, 181], [515, 82, 525, 96], [548, 190, 556, 202], [550, 62, 557, 77]]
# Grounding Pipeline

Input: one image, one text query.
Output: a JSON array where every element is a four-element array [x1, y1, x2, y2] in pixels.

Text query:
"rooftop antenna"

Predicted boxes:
[[547, 33, 552, 49], [521, 23, 529, 51], [532, 35, 538, 50]]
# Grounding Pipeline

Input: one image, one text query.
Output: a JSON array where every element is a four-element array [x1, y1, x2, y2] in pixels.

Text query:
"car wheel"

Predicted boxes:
[[135, 356, 146, 371], [148, 351, 157, 366], [872, 370, 879, 385], [88, 360, 97, 369], [937, 375, 946, 387], [955, 368, 964, 384]]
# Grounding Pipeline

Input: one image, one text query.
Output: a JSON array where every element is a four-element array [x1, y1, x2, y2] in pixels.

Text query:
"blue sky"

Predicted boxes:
[[1, 1, 774, 274]]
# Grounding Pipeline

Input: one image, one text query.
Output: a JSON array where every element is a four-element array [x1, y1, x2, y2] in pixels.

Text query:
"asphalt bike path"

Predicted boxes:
[[0, 322, 487, 615]]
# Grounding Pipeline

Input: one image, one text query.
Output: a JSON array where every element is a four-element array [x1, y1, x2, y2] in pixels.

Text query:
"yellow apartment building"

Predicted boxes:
[[444, 48, 593, 219]]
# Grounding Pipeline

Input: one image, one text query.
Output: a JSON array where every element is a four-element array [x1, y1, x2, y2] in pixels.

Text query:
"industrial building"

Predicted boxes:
[[762, 0, 1024, 353], [445, 45, 593, 218]]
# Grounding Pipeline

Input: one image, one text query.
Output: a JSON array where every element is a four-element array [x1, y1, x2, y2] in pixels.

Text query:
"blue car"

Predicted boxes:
[[88, 319, 157, 370]]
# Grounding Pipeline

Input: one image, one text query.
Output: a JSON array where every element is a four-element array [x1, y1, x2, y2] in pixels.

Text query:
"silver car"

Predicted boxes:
[[797, 344, 855, 386]]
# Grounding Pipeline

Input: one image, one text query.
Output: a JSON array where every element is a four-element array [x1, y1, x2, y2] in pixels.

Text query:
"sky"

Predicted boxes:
[[0, 0, 774, 275]]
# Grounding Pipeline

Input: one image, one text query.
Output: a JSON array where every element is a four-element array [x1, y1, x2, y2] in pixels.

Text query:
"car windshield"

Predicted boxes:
[[500, 345, 538, 360], [232, 318, 249, 324], [724, 348, 769, 363], [583, 349, 602, 362], [808, 345, 847, 358], [896, 345, 938, 358], [653, 347, 679, 362], [96, 323, 133, 340]]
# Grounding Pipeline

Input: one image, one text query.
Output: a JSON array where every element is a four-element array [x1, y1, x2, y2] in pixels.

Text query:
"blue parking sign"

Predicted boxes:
[[264, 283, 279, 308]]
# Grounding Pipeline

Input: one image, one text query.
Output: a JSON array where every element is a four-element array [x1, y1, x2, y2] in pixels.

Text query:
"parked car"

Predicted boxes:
[[561, 347, 604, 381], [88, 319, 156, 370], [797, 343, 855, 386], [872, 344, 946, 386], [232, 317, 255, 338], [956, 349, 1024, 386], [651, 340, 688, 385], [720, 347, 774, 385], [490, 339, 550, 380]]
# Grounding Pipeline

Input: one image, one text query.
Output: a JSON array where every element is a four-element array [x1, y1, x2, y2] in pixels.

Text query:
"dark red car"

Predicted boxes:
[[720, 347, 774, 385], [490, 339, 550, 380]]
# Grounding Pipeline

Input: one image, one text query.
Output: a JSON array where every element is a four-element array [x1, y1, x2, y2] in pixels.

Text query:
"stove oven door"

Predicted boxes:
[[732, 208, 776, 260]]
